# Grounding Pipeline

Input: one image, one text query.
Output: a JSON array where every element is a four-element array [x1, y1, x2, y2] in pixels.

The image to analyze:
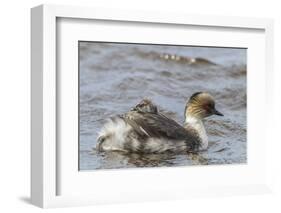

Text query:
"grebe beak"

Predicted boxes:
[[213, 108, 223, 116]]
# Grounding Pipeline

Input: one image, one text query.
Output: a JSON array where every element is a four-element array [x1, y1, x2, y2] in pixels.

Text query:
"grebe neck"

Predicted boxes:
[[184, 114, 208, 150]]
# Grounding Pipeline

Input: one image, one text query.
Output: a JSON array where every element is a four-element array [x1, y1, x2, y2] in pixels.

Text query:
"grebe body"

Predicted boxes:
[[96, 92, 223, 153]]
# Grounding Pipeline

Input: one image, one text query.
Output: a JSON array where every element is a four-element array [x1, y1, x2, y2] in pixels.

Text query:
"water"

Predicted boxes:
[[79, 42, 247, 170]]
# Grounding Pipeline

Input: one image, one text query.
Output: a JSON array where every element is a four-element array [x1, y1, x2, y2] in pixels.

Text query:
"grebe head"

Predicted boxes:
[[185, 92, 223, 119], [132, 98, 158, 113]]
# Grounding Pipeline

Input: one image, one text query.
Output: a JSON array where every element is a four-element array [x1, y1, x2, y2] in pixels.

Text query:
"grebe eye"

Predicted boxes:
[[204, 103, 214, 112]]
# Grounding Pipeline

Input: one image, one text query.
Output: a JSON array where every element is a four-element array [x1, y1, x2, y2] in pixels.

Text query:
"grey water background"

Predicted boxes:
[[79, 41, 247, 170]]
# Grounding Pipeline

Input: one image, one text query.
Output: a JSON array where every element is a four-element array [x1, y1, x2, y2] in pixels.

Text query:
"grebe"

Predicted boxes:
[[96, 92, 223, 153]]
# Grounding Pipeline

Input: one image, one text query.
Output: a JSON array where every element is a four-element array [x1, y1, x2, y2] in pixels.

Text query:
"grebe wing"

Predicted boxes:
[[124, 111, 198, 142]]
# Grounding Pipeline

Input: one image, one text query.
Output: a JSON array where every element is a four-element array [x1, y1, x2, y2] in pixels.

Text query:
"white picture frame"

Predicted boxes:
[[31, 4, 274, 208]]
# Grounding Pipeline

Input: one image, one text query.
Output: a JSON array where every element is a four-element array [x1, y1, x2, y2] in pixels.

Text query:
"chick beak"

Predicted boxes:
[[213, 108, 224, 116]]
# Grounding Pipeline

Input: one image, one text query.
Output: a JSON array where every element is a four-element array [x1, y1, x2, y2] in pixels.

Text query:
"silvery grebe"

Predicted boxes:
[[96, 92, 223, 153]]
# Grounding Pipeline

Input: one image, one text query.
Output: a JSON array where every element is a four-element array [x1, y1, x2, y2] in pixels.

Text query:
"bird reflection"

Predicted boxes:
[[91, 148, 209, 168]]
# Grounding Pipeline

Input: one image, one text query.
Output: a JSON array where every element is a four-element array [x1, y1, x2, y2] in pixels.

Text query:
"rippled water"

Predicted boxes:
[[79, 42, 247, 170]]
